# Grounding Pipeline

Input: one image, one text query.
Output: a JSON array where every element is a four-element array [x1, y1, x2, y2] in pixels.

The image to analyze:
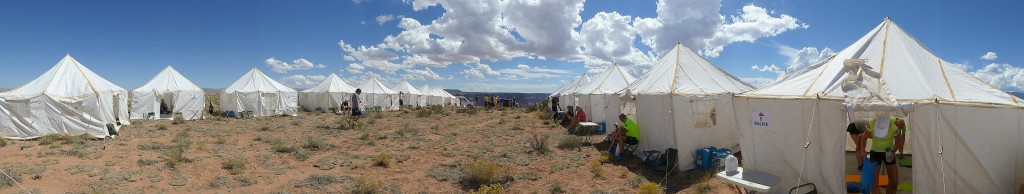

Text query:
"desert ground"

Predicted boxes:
[[0, 97, 739, 194]]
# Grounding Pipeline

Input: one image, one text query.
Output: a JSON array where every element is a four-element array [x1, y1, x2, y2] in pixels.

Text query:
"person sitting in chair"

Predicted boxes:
[[568, 106, 587, 133], [608, 114, 639, 161]]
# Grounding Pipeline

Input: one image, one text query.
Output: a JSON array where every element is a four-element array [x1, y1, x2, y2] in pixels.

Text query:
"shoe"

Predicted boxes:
[[615, 155, 623, 161]]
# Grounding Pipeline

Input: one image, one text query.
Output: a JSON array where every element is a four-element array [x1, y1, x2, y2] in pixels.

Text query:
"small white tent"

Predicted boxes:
[[557, 75, 591, 111], [130, 66, 205, 120], [299, 73, 355, 112], [220, 68, 298, 117], [624, 43, 754, 171], [356, 78, 399, 111], [734, 18, 1024, 193], [392, 81, 424, 108], [0, 54, 130, 139], [577, 64, 636, 127], [419, 85, 442, 106], [433, 87, 459, 107]]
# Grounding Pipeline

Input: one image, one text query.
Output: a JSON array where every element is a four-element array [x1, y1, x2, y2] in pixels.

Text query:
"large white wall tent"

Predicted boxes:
[[392, 81, 424, 108], [0, 54, 130, 139], [299, 73, 355, 112], [130, 66, 205, 120], [624, 43, 754, 171], [577, 64, 636, 128], [356, 78, 399, 111], [434, 87, 459, 107], [734, 18, 1024, 193], [220, 68, 299, 117]]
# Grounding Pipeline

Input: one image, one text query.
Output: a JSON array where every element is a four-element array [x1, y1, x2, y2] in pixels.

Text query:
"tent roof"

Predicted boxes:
[[555, 75, 592, 95], [356, 78, 397, 94], [627, 43, 753, 95], [302, 73, 356, 93], [748, 18, 1020, 106], [224, 68, 296, 93], [579, 64, 637, 94], [2, 54, 126, 98], [434, 87, 454, 97], [134, 66, 203, 92], [418, 85, 438, 96], [391, 81, 423, 95]]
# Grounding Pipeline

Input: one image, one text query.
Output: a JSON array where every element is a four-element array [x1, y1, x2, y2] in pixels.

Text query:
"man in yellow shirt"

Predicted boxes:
[[609, 114, 639, 161]]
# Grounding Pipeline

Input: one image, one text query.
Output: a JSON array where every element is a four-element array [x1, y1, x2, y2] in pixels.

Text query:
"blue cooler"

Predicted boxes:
[[695, 148, 713, 170], [712, 148, 731, 169], [596, 122, 607, 134]]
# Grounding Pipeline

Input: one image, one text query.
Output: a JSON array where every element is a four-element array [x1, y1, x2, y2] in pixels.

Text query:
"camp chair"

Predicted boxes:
[[106, 123, 118, 137], [643, 148, 678, 175], [224, 111, 236, 118], [789, 183, 817, 194]]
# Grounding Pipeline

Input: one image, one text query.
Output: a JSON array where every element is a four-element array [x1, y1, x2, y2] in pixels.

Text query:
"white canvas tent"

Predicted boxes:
[[0, 54, 130, 139], [220, 68, 298, 117], [299, 73, 355, 112], [356, 78, 399, 111], [577, 64, 636, 128], [623, 43, 754, 171], [557, 75, 591, 111], [130, 66, 205, 120], [419, 85, 443, 106], [734, 18, 1024, 193], [392, 81, 424, 107], [433, 87, 459, 107]]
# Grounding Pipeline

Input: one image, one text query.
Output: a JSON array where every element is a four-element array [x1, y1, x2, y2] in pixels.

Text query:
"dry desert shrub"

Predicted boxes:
[[351, 177, 383, 194], [528, 133, 550, 154], [472, 183, 504, 194], [301, 136, 333, 151], [222, 157, 246, 175], [589, 159, 605, 179], [637, 182, 665, 194], [556, 135, 581, 150], [462, 160, 511, 189], [161, 146, 190, 168], [416, 109, 432, 118], [373, 151, 394, 168]]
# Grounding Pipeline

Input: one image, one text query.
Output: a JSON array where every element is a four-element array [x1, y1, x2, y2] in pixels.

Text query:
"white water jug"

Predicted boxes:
[[725, 154, 739, 173]]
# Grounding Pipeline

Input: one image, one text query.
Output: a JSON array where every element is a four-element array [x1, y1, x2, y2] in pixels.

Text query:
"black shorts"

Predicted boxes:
[[351, 109, 363, 117], [869, 151, 896, 165], [625, 136, 639, 145]]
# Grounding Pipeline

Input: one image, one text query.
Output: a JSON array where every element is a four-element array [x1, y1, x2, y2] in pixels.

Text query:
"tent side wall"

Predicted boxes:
[[129, 91, 158, 120], [0, 94, 112, 139], [731, 97, 846, 194], [172, 91, 205, 120], [910, 104, 1024, 193], [670, 95, 742, 170]]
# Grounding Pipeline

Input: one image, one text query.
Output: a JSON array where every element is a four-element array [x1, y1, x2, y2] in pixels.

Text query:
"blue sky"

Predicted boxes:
[[1, 0, 1023, 93]]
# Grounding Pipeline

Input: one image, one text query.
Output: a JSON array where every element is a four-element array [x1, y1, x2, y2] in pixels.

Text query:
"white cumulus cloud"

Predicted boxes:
[[981, 52, 998, 61], [778, 45, 836, 73], [751, 64, 781, 73], [281, 74, 327, 89], [346, 63, 366, 74], [703, 5, 808, 57], [462, 63, 500, 78], [401, 67, 445, 80], [497, 64, 571, 79], [265, 58, 326, 73], [970, 63, 1024, 92]]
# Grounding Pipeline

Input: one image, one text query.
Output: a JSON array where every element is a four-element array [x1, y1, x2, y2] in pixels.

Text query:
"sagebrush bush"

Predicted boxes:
[[416, 109, 433, 118], [637, 182, 665, 194], [556, 135, 581, 150], [161, 146, 191, 168], [472, 183, 504, 194], [301, 136, 333, 151], [590, 159, 605, 179], [223, 157, 246, 175], [462, 160, 510, 188], [351, 177, 382, 194], [529, 133, 550, 154], [373, 151, 394, 168]]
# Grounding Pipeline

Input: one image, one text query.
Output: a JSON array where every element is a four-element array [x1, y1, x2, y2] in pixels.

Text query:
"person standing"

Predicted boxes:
[[857, 117, 906, 194], [351, 89, 364, 121], [398, 92, 404, 110]]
